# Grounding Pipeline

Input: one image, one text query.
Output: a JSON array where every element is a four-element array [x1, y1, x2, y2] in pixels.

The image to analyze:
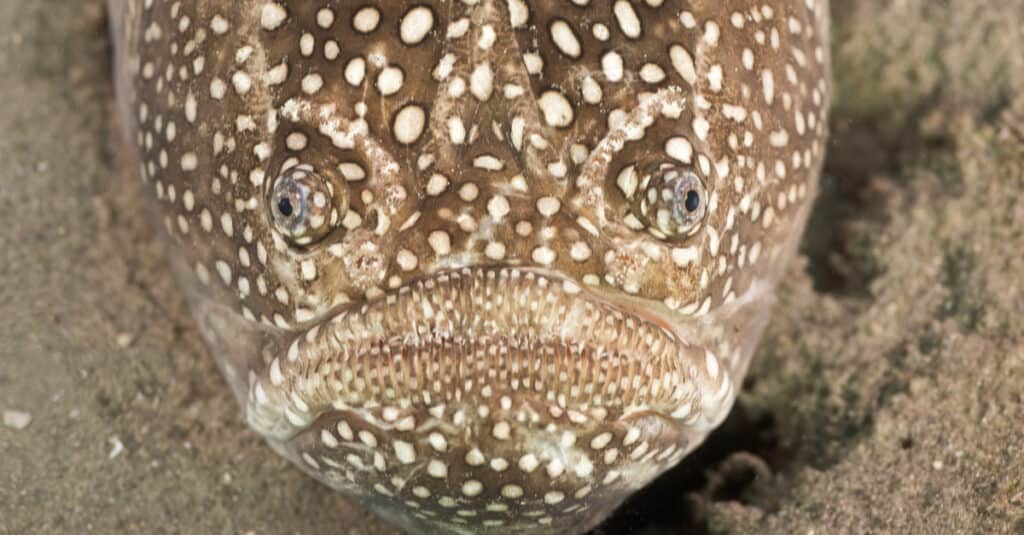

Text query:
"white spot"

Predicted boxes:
[[703, 21, 721, 46], [601, 51, 624, 82], [392, 104, 426, 145], [428, 230, 451, 255], [299, 33, 314, 56], [400, 6, 434, 45], [180, 152, 198, 171], [470, 63, 494, 101], [215, 261, 232, 285], [762, 69, 775, 104], [358, 430, 377, 448], [209, 78, 227, 100], [427, 459, 447, 478], [536, 197, 561, 217], [487, 195, 510, 221], [428, 432, 447, 452], [316, 8, 335, 29], [301, 259, 316, 280], [672, 246, 699, 266], [485, 242, 506, 260], [532, 246, 556, 265], [465, 448, 486, 466], [590, 432, 613, 450], [544, 491, 565, 505], [267, 62, 289, 85], [640, 63, 666, 84], [301, 73, 323, 94], [394, 440, 416, 464], [490, 457, 509, 472], [692, 116, 710, 141], [549, 19, 581, 58], [260, 3, 288, 31], [396, 249, 418, 272], [184, 93, 197, 123], [613, 1, 642, 38], [518, 453, 539, 473], [508, 0, 529, 28], [426, 174, 448, 197], [581, 76, 603, 104], [320, 429, 338, 448], [705, 351, 720, 380], [707, 64, 723, 92], [502, 484, 524, 498], [352, 7, 380, 33], [344, 57, 366, 86], [376, 67, 404, 96], [462, 480, 483, 497], [669, 44, 697, 85], [665, 137, 693, 163], [546, 459, 565, 478], [570, 242, 592, 262], [492, 421, 511, 440], [210, 15, 230, 35], [537, 90, 574, 128], [231, 71, 252, 95], [447, 116, 466, 144]]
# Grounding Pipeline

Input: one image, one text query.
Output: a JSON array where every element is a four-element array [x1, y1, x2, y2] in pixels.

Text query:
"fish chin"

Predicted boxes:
[[242, 267, 738, 534]]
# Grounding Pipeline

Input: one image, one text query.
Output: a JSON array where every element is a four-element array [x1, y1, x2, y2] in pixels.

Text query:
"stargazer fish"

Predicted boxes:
[[107, 1, 830, 533]]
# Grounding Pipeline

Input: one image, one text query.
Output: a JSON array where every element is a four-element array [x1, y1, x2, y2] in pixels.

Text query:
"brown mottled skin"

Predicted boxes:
[[107, 1, 830, 533]]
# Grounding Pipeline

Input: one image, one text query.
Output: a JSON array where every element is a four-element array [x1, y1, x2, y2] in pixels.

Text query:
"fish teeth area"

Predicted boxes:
[[244, 268, 732, 531]]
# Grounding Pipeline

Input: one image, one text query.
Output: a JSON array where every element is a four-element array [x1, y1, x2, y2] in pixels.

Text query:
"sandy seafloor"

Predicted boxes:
[[1, 1, 1022, 534]]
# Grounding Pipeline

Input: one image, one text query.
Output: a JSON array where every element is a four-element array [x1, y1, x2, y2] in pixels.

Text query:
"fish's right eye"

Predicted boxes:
[[269, 166, 346, 246]]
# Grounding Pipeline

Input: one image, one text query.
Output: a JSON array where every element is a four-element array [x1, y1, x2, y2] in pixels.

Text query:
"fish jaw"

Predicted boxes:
[[241, 267, 748, 534]]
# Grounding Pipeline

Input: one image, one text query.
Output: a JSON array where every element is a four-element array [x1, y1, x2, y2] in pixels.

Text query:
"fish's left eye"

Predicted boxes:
[[633, 167, 708, 240], [269, 166, 345, 246]]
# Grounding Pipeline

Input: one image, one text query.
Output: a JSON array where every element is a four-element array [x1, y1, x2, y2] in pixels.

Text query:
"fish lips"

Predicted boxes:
[[244, 267, 735, 443]]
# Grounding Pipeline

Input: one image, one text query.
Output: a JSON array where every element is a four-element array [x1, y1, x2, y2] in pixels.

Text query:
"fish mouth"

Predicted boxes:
[[246, 267, 734, 442]]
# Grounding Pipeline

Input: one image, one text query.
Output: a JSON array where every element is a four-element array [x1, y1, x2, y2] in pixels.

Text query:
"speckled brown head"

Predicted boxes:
[[108, 0, 830, 533]]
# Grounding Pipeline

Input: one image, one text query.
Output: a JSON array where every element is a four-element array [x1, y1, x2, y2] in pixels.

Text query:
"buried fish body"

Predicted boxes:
[[108, 0, 830, 533]]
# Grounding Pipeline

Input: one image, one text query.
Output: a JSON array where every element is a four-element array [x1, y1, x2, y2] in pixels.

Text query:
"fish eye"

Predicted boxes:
[[269, 166, 346, 246], [633, 166, 708, 240]]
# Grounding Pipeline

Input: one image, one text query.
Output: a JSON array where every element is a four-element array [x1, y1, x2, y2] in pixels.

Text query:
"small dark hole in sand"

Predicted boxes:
[[592, 405, 780, 534], [710, 459, 762, 502], [900, 437, 914, 450]]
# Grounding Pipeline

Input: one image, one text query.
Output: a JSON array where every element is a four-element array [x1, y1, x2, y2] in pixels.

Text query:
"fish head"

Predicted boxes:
[[116, 1, 830, 533]]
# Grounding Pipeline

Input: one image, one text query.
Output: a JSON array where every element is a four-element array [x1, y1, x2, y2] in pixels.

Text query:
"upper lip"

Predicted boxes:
[[245, 267, 733, 441]]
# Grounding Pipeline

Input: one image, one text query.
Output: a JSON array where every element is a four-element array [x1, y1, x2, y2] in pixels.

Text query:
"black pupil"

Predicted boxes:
[[277, 197, 294, 217], [684, 189, 701, 212]]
